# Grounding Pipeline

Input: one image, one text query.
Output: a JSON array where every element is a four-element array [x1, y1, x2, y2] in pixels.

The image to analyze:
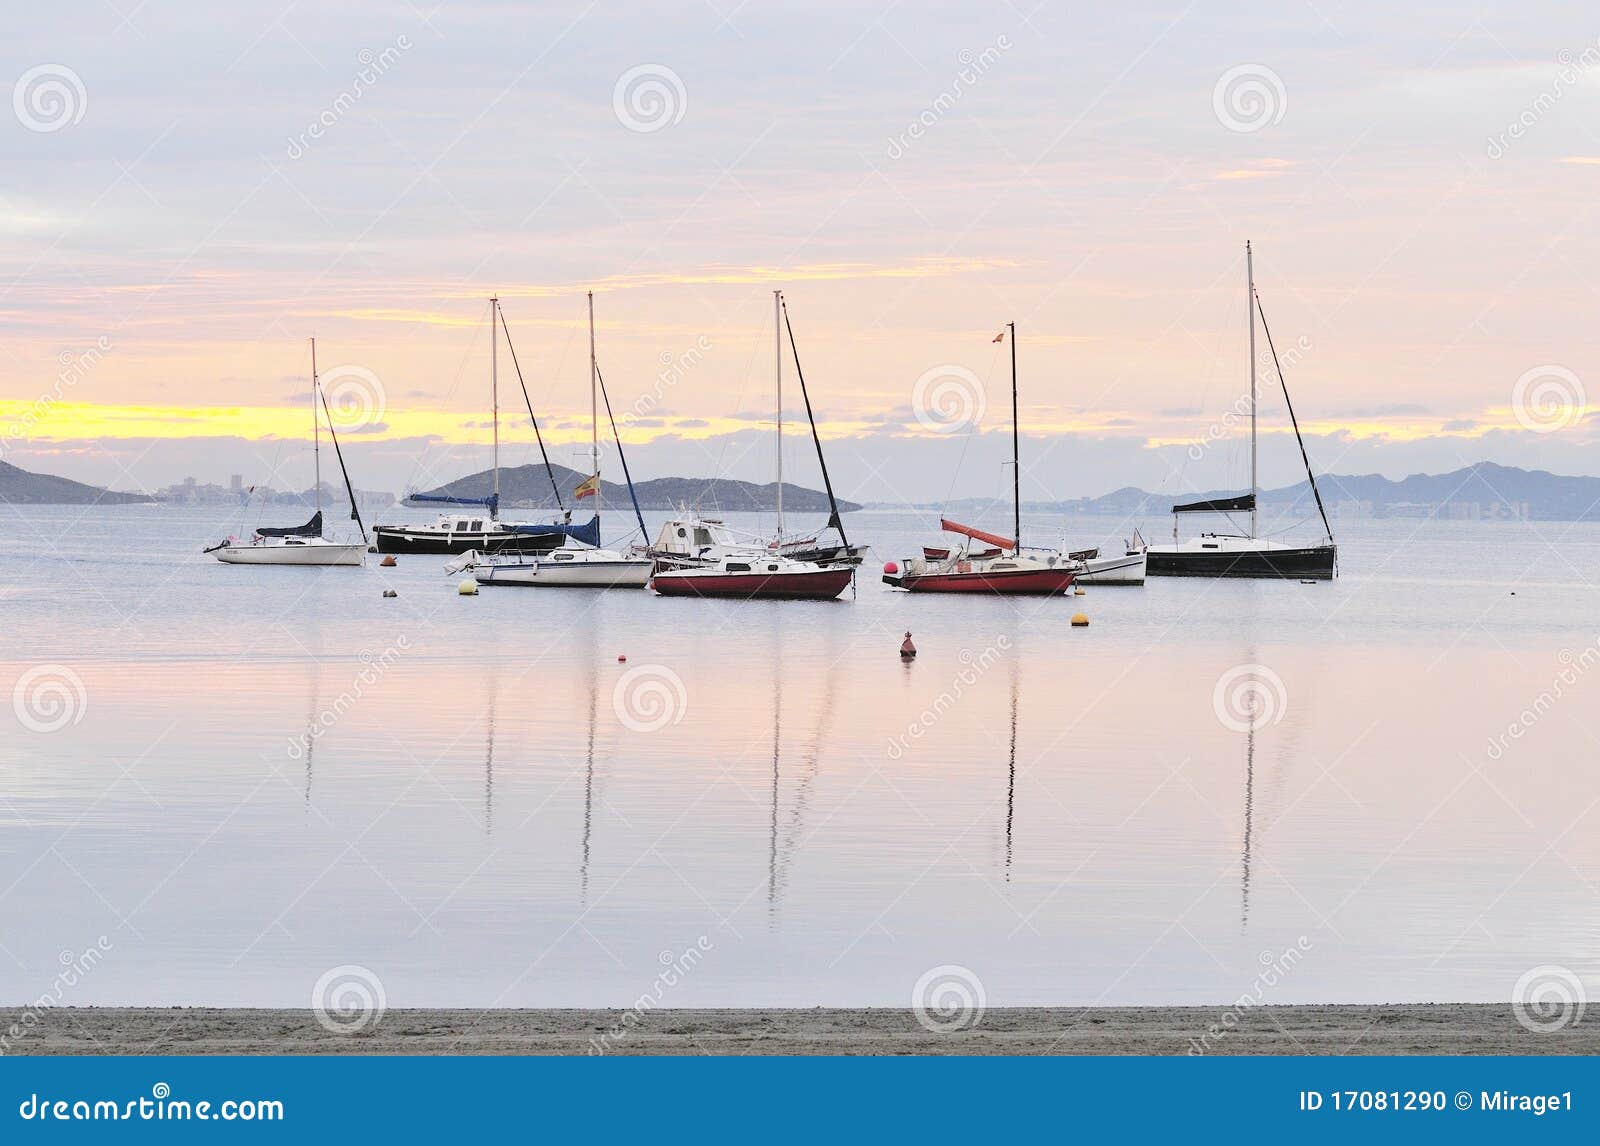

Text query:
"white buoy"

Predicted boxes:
[[458, 579, 478, 596]]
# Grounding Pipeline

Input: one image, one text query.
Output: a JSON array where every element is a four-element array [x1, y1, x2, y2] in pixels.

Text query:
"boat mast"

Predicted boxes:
[[311, 337, 322, 518], [1247, 242, 1257, 540], [780, 297, 851, 553], [774, 289, 783, 540], [589, 290, 601, 527], [1009, 321, 1019, 550], [491, 296, 500, 517]]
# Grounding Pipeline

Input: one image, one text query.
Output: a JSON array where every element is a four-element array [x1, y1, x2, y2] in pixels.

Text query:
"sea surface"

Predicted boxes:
[[3, 504, 1598, 1010]]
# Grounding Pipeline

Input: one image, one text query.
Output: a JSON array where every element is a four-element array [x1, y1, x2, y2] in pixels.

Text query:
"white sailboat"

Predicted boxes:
[[209, 339, 368, 567], [465, 292, 652, 589]]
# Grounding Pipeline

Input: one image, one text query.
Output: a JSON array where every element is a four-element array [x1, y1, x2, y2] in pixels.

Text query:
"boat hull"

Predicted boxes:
[[372, 526, 564, 556], [885, 567, 1077, 594], [1146, 543, 1336, 580], [215, 543, 366, 566], [474, 560, 653, 588], [1077, 551, 1147, 585], [652, 568, 853, 600]]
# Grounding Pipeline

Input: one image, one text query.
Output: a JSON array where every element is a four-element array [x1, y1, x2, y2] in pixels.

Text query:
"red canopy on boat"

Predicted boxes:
[[940, 518, 1016, 550]]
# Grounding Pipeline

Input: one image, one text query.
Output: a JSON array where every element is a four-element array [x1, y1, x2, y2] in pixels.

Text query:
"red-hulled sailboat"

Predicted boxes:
[[882, 322, 1080, 596]]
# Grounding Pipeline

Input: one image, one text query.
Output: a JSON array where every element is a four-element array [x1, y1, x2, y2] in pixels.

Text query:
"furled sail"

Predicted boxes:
[[257, 510, 323, 538], [1171, 493, 1255, 515], [940, 518, 1016, 550]]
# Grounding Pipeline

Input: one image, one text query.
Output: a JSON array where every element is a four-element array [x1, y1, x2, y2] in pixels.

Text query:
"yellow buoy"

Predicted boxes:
[[458, 579, 479, 595], [1073, 586, 1085, 596], [1070, 613, 1089, 626]]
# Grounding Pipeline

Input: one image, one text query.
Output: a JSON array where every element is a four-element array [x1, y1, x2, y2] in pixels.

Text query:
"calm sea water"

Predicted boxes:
[[3, 504, 1598, 1009]]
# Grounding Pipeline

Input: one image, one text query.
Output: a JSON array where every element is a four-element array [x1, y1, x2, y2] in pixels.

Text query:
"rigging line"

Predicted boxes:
[[594, 362, 650, 543], [402, 307, 487, 496], [316, 383, 368, 542], [779, 297, 849, 548], [497, 303, 566, 513], [1253, 289, 1334, 543]]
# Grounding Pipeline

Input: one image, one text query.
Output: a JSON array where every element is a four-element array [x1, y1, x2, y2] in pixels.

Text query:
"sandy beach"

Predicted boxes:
[[4, 1005, 1593, 1056]]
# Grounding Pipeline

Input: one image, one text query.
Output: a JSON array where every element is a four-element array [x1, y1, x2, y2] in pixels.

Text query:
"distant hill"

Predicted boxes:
[[409, 463, 860, 514], [0, 460, 153, 505], [952, 463, 1598, 521]]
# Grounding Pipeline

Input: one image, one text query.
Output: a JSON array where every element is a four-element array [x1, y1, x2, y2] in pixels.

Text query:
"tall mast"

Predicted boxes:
[[1247, 242, 1257, 540], [1009, 321, 1019, 550], [588, 290, 601, 525], [311, 337, 321, 515], [491, 296, 500, 514], [774, 289, 783, 538]]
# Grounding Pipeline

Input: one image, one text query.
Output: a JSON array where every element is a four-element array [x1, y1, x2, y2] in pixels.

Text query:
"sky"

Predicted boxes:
[[4, 1, 1600, 509]]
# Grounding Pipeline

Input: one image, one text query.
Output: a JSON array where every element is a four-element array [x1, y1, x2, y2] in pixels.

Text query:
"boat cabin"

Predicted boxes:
[[652, 517, 743, 558]]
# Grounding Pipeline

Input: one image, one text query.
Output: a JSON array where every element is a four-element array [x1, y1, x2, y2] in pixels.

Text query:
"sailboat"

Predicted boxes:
[[1146, 243, 1337, 579], [882, 323, 1079, 594], [648, 291, 856, 600], [208, 339, 368, 566], [645, 291, 866, 574], [371, 297, 601, 555], [464, 293, 653, 589]]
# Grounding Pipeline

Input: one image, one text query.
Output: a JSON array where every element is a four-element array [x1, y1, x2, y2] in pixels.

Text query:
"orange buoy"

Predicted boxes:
[[618, 655, 627, 662], [900, 631, 917, 659], [380, 555, 397, 567]]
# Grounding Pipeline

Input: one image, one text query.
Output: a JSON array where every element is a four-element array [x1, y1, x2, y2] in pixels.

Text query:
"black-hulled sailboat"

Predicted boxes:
[[372, 297, 600, 555], [209, 339, 368, 566], [1147, 243, 1338, 579]]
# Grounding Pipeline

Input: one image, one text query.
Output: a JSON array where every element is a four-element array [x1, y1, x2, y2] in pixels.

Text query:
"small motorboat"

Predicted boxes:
[[652, 554, 854, 599], [465, 543, 653, 588], [1071, 533, 1148, 585]]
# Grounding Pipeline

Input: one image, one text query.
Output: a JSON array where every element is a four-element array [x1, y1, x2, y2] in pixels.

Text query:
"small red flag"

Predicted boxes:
[[992, 331, 1005, 343]]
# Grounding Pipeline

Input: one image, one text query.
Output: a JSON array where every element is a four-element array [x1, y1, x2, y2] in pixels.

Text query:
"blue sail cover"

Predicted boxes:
[[504, 515, 600, 547], [410, 492, 499, 515]]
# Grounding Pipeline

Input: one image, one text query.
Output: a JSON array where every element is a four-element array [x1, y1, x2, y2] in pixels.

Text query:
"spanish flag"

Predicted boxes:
[[574, 473, 600, 500]]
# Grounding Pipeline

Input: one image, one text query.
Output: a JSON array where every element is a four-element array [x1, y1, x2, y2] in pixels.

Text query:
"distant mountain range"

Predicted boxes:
[[0, 460, 153, 505], [408, 463, 861, 514], [931, 463, 1600, 522]]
